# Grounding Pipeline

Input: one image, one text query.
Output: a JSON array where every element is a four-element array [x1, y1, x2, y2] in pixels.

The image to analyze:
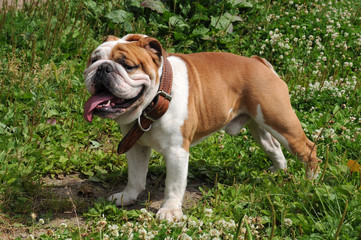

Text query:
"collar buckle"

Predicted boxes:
[[157, 90, 172, 102]]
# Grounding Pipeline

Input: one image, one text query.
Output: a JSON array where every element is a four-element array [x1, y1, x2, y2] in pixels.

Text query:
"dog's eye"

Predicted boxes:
[[123, 64, 138, 72], [91, 58, 97, 64]]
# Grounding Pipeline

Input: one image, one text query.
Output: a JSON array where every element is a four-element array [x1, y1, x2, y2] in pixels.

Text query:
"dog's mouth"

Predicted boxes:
[[84, 88, 144, 122]]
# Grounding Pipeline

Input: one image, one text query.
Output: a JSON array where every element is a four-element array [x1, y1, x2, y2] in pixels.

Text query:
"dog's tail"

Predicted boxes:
[[251, 56, 279, 77]]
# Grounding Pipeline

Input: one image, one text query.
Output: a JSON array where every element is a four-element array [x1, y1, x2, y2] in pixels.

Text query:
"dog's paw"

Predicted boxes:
[[306, 169, 319, 180], [156, 207, 183, 221], [268, 166, 287, 173], [268, 166, 277, 172], [108, 192, 137, 206]]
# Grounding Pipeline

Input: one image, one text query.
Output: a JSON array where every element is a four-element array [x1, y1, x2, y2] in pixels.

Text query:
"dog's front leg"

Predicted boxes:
[[108, 144, 151, 206], [157, 147, 189, 221]]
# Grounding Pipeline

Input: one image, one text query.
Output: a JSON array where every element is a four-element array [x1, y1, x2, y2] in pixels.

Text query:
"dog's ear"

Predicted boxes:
[[124, 34, 147, 42], [103, 35, 119, 42], [139, 37, 164, 59]]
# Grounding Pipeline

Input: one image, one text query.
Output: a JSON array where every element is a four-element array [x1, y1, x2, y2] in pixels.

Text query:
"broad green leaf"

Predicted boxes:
[[6, 178, 17, 185], [141, 0, 165, 13], [228, 0, 253, 8], [238, 1, 253, 8], [192, 26, 210, 36], [90, 140, 101, 149], [129, 0, 141, 7], [333, 104, 340, 114], [105, 10, 133, 24]]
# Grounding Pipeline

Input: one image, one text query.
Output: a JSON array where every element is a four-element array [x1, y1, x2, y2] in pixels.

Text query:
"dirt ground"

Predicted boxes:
[[0, 174, 205, 239]]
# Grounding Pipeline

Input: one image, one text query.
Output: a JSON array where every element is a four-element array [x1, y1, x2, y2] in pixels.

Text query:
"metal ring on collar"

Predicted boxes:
[[138, 117, 152, 132]]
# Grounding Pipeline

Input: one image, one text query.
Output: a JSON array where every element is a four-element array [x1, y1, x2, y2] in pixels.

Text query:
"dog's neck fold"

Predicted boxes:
[[117, 57, 173, 154]]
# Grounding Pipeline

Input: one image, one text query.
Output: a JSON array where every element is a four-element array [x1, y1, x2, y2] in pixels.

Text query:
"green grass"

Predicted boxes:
[[1, 0, 361, 239]]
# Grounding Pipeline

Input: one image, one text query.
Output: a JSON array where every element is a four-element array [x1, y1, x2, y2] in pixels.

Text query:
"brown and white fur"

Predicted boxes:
[[84, 34, 320, 221]]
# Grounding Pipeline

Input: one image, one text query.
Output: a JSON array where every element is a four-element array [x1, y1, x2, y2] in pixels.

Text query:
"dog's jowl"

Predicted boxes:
[[83, 34, 321, 221]]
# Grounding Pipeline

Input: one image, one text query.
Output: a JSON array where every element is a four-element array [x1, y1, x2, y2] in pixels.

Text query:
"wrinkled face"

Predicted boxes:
[[83, 34, 163, 124]]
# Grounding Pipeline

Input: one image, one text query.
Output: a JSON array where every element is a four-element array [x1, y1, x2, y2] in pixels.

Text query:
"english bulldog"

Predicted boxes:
[[83, 34, 320, 221]]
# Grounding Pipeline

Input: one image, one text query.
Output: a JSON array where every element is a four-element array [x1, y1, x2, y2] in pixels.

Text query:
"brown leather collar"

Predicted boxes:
[[117, 58, 173, 154]]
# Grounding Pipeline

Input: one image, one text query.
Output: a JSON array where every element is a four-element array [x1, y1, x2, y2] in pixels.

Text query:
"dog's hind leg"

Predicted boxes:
[[252, 104, 320, 179], [247, 120, 287, 171]]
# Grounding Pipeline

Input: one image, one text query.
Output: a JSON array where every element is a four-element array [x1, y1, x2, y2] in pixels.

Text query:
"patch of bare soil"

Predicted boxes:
[[0, 174, 206, 239]]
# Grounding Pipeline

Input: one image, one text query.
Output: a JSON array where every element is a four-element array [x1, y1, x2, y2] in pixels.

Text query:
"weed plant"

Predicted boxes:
[[0, 0, 360, 239]]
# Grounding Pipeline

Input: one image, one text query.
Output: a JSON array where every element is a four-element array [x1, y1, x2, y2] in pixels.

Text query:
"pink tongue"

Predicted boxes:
[[83, 92, 115, 122]]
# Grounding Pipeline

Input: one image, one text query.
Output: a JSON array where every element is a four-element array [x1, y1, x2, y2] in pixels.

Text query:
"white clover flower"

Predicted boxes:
[[249, 146, 257, 152], [331, 32, 339, 39], [284, 218, 293, 227], [350, 117, 356, 122], [182, 227, 189, 233], [111, 230, 119, 237], [199, 233, 210, 240], [97, 218, 107, 228], [60, 223, 68, 228], [139, 228, 147, 236], [108, 224, 120, 237], [179, 233, 192, 240], [216, 219, 227, 227], [108, 224, 119, 231], [39, 218, 45, 225], [147, 230, 157, 239], [188, 220, 198, 228], [210, 229, 221, 237], [204, 208, 213, 217]]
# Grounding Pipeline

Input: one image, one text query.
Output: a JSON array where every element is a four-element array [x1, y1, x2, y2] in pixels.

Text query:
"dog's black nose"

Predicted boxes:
[[97, 63, 113, 77]]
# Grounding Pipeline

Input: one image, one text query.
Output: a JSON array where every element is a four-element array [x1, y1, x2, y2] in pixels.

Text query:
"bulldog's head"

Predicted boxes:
[[83, 34, 164, 124]]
